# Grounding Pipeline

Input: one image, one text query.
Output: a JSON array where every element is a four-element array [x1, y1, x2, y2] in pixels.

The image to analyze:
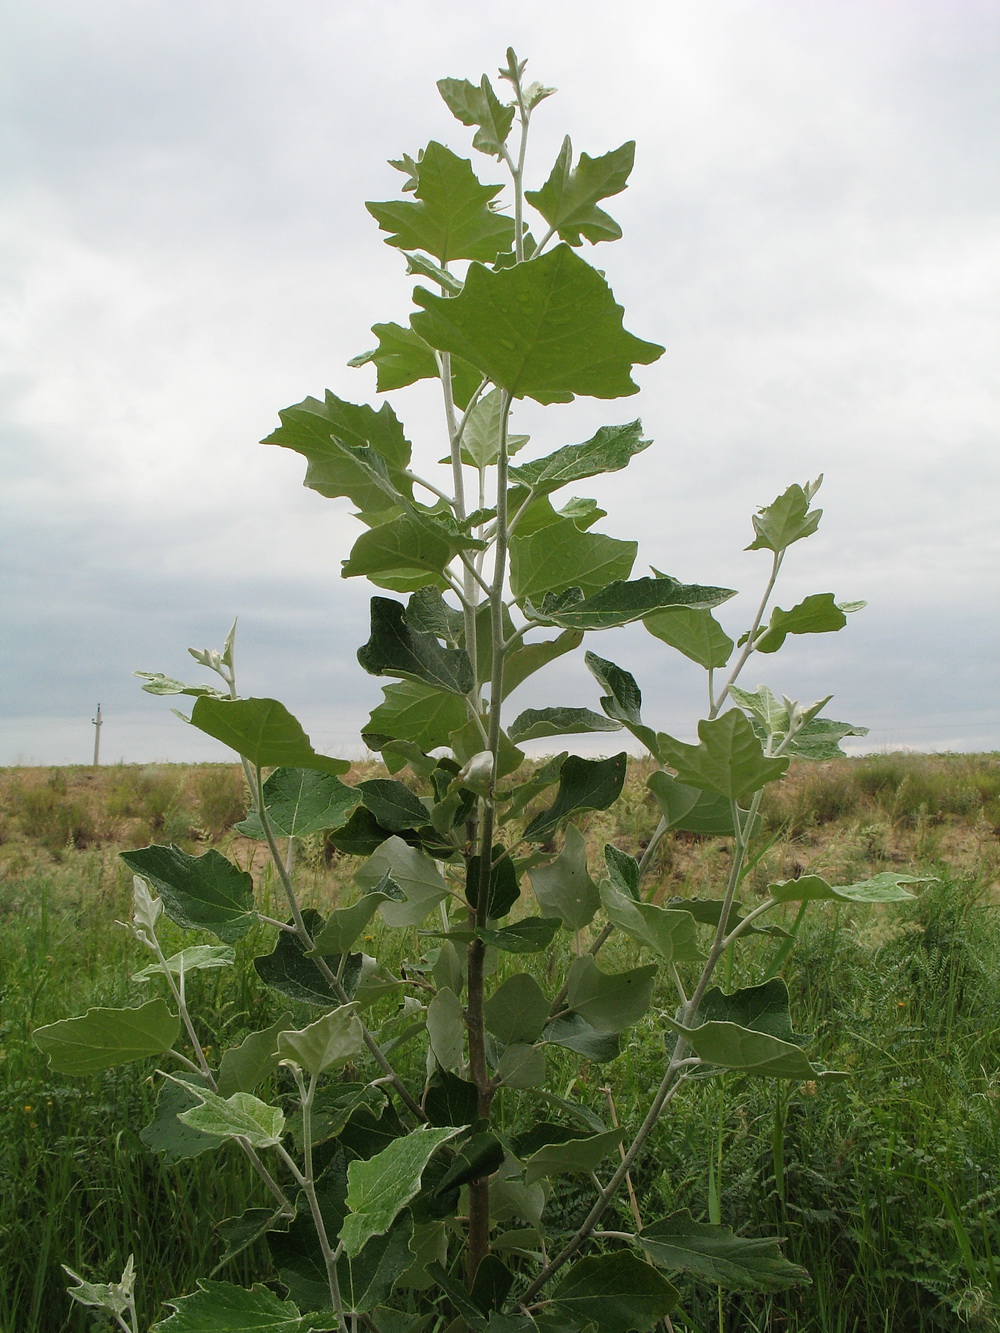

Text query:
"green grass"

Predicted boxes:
[[2, 756, 1000, 1329]]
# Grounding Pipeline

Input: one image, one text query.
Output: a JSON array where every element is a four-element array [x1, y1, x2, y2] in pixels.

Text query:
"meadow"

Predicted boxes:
[[2, 754, 1000, 1332]]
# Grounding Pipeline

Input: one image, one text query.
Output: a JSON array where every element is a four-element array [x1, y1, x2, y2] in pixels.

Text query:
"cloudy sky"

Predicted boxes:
[[2, 0, 998, 766]]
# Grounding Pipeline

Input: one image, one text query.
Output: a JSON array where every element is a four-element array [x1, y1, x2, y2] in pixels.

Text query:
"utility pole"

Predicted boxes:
[[92, 703, 103, 766]]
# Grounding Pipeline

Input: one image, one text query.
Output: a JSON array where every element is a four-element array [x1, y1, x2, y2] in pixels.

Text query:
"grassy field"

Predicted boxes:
[[2, 755, 1000, 1331]]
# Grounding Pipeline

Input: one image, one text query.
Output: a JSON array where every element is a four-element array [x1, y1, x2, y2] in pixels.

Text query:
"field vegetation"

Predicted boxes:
[[2, 753, 1000, 1331]]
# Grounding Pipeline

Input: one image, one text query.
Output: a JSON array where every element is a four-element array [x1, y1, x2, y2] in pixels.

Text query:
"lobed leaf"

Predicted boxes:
[[639, 1212, 810, 1292], [237, 767, 361, 840], [768, 870, 930, 904], [523, 754, 627, 843], [189, 697, 350, 776], [367, 141, 515, 263], [357, 597, 474, 695], [509, 517, 637, 602], [341, 1125, 463, 1257], [411, 244, 664, 404], [529, 824, 600, 929], [176, 1085, 285, 1149], [508, 706, 622, 744], [34, 998, 180, 1076], [262, 391, 411, 513], [746, 479, 823, 553], [508, 420, 650, 494], [120, 844, 256, 942], [525, 574, 735, 630], [525, 137, 635, 246], [150, 1280, 308, 1331], [644, 605, 734, 669], [658, 710, 788, 802], [437, 74, 515, 157], [550, 1252, 678, 1332]]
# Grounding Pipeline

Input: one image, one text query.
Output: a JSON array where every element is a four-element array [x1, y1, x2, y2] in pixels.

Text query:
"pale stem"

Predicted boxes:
[[601, 1084, 643, 1231], [518, 1057, 696, 1303], [714, 550, 784, 716], [292, 1066, 349, 1328], [253, 769, 425, 1122]]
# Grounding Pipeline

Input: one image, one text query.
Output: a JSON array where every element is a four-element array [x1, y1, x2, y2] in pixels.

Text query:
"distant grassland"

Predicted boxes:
[[2, 753, 1000, 1331]]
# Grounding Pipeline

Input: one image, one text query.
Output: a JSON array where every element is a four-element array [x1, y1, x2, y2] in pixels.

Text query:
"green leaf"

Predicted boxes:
[[310, 880, 403, 956], [747, 479, 823, 553], [341, 1215, 419, 1315], [349, 321, 480, 409], [782, 715, 870, 760], [217, 1013, 294, 1098], [343, 512, 480, 592], [639, 1212, 810, 1292], [237, 768, 361, 839], [275, 1004, 365, 1077], [600, 885, 704, 965], [254, 907, 354, 1006], [450, 717, 525, 782], [753, 593, 854, 654], [526, 574, 735, 630], [411, 245, 664, 404], [523, 1128, 625, 1186], [543, 1014, 620, 1064], [358, 597, 473, 694], [342, 1125, 463, 1257], [768, 870, 929, 904], [189, 697, 350, 776], [529, 825, 600, 929], [523, 754, 627, 843], [141, 1072, 219, 1162], [665, 896, 788, 940], [698, 980, 808, 1046], [455, 388, 530, 468], [584, 651, 658, 753], [604, 844, 640, 901], [150, 1280, 307, 1332], [566, 955, 658, 1033], [646, 771, 741, 835], [525, 137, 635, 246], [434, 1131, 505, 1196], [437, 75, 515, 157], [484, 973, 550, 1045], [426, 987, 465, 1073], [551, 1253, 678, 1332], [175, 1083, 285, 1148], [364, 680, 468, 753], [355, 837, 450, 928], [425, 1071, 479, 1127], [497, 751, 567, 825], [368, 142, 514, 263], [132, 945, 235, 981], [407, 587, 465, 645], [510, 518, 637, 602], [466, 846, 522, 919], [509, 707, 622, 745], [262, 391, 410, 512], [508, 421, 650, 494], [34, 998, 179, 1075], [658, 710, 788, 802], [357, 779, 431, 832], [135, 671, 227, 699], [477, 916, 561, 953], [496, 1044, 547, 1089], [501, 631, 583, 700], [644, 605, 734, 669], [665, 1016, 843, 1080], [120, 845, 256, 943]]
